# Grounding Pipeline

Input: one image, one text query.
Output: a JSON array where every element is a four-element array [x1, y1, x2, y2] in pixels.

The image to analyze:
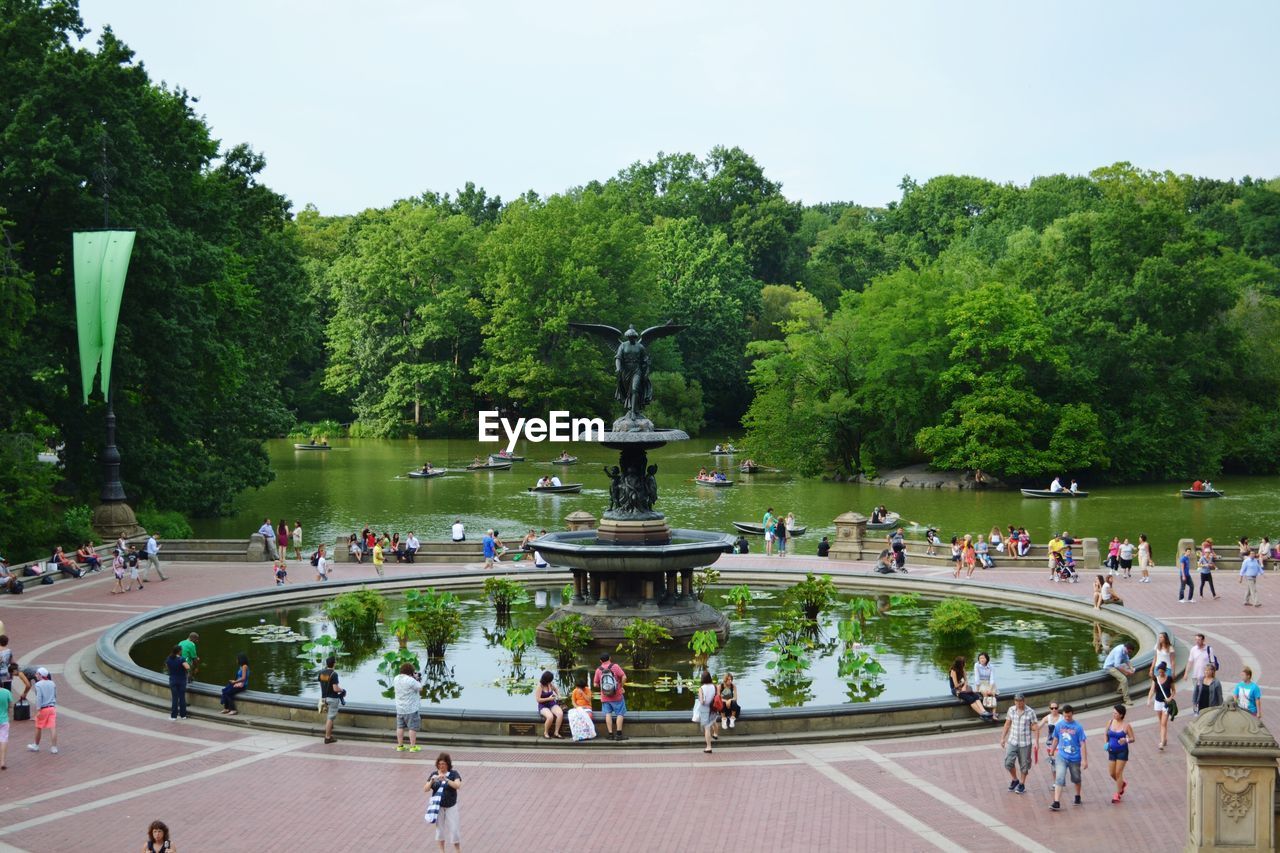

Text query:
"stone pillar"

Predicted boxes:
[[565, 511, 597, 532], [662, 570, 677, 605], [829, 512, 869, 561], [680, 569, 693, 600], [571, 570, 586, 604], [1080, 537, 1101, 572], [1180, 697, 1280, 852], [586, 573, 599, 605], [597, 575, 611, 608]]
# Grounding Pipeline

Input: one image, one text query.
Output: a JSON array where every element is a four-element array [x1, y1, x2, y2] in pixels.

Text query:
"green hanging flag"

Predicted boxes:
[[73, 230, 135, 403]]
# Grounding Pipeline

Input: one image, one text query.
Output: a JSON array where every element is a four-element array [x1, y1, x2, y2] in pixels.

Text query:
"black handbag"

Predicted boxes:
[[13, 700, 31, 721]]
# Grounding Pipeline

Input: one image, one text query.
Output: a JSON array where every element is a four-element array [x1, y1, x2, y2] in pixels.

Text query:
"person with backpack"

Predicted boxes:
[[593, 653, 628, 741], [694, 670, 720, 753]]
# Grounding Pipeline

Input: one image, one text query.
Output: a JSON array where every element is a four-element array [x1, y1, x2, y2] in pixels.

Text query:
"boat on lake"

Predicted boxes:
[[489, 452, 524, 462], [408, 469, 447, 479], [1020, 489, 1089, 499], [865, 512, 901, 531], [549, 456, 579, 465], [293, 443, 330, 451], [696, 478, 734, 488], [468, 461, 513, 471], [1181, 489, 1225, 499], [528, 483, 583, 494], [732, 521, 807, 537]]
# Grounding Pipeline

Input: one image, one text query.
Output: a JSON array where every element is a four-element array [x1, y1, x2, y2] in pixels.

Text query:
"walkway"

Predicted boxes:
[[0, 555, 1267, 852]]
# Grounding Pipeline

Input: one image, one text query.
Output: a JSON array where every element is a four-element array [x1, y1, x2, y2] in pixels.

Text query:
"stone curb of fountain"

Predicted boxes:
[[88, 565, 1179, 747]]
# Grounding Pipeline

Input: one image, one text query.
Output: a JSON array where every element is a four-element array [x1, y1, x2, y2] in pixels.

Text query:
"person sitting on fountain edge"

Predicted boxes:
[[817, 536, 830, 558], [735, 534, 749, 554]]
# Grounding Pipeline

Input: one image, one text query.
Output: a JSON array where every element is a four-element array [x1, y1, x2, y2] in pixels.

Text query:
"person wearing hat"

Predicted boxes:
[[26, 667, 57, 754], [999, 693, 1040, 794]]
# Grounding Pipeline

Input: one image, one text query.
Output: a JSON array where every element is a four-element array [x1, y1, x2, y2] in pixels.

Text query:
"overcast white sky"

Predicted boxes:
[[79, 1, 1280, 216]]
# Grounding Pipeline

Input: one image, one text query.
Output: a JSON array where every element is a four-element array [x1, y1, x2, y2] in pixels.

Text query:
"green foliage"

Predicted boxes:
[[405, 588, 462, 659], [692, 567, 720, 601], [646, 372, 705, 434], [762, 611, 815, 680], [887, 593, 922, 612], [300, 633, 343, 664], [60, 504, 95, 545], [546, 614, 593, 669], [617, 619, 672, 669], [927, 597, 984, 643], [688, 629, 720, 658], [561, 583, 573, 602], [501, 627, 537, 665], [783, 572, 839, 621], [136, 507, 193, 540], [325, 588, 387, 632], [287, 420, 344, 440], [377, 648, 420, 679], [848, 597, 878, 628], [726, 584, 752, 614], [483, 576, 528, 617]]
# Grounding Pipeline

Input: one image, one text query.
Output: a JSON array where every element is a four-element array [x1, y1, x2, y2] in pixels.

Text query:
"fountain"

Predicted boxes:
[[532, 320, 736, 644]]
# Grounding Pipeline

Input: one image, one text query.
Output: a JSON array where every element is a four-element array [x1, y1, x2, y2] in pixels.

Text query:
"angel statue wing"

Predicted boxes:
[[639, 320, 686, 344], [567, 322, 624, 345]]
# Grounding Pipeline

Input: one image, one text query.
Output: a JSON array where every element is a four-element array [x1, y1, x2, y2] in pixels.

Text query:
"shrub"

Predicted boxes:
[[60, 504, 95, 545], [301, 633, 343, 665], [547, 614, 593, 669], [783, 572, 839, 621], [502, 627, 537, 665], [287, 419, 344, 440], [927, 597, 983, 642], [136, 507, 194, 540], [692, 567, 720, 601], [726, 584, 752, 615], [406, 588, 463, 659], [688, 629, 719, 659], [763, 611, 814, 680], [377, 648, 420, 679], [326, 588, 386, 632], [618, 619, 672, 669], [484, 576, 528, 619]]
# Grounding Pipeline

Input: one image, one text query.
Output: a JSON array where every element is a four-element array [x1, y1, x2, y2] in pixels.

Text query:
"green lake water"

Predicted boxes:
[[130, 586, 1128, 711], [191, 438, 1280, 562]]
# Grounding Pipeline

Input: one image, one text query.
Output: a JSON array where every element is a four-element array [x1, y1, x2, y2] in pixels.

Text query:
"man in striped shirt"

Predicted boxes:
[[1000, 693, 1040, 794]]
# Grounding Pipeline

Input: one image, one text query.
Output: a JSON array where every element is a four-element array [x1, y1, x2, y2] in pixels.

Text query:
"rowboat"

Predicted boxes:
[[696, 478, 734, 487], [732, 521, 807, 537], [293, 443, 330, 451], [740, 463, 782, 474], [1180, 489, 1224, 499], [407, 469, 447, 479], [865, 512, 901, 531], [1020, 489, 1089, 499], [468, 461, 513, 471], [528, 484, 583, 494], [488, 453, 524, 462], [549, 456, 579, 465]]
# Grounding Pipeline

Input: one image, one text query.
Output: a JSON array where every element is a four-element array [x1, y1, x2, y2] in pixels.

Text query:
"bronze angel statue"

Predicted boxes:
[[568, 320, 685, 429]]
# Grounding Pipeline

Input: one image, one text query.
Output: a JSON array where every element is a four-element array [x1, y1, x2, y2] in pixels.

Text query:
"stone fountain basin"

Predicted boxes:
[[532, 528, 734, 573]]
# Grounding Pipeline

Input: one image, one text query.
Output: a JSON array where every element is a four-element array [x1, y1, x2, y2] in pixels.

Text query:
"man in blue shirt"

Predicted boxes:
[[1047, 704, 1088, 810], [1178, 546, 1195, 602], [1103, 642, 1136, 705], [482, 529, 496, 570], [1239, 550, 1263, 607]]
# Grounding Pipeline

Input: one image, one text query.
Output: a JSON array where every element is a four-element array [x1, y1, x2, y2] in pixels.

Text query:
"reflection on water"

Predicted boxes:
[[131, 586, 1131, 712], [194, 439, 1280, 562]]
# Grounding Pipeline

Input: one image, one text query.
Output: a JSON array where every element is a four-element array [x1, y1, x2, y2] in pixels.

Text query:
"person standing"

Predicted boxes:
[[775, 515, 788, 557], [372, 537, 386, 576], [143, 532, 166, 582], [1233, 667, 1262, 717], [315, 544, 329, 583], [1000, 693, 1039, 794], [1150, 663, 1176, 750], [291, 521, 303, 561], [1048, 704, 1087, 810], [178, 632, 200, 691], [0, 671, 11, 769], [1041, 702, 1062, 782], [1195, 664, 1224, 712], [1178, 546, 1195, 602], [317, 656, 344, 744], [393, 663, 423, 752], [593, 652, 628, 741], [695, 671, 719, 754], [1103, 642, 1136, 705], [1117, 538, 1135, 580], [762, 507, 775, 557], [144, 820, 175, 852], [481, 530, 495, 570], [1198, 545, 1219, 600], [1185, 633, 1215, 714], [26, 667, 57, 754], [165, 645, 189, 720], [1104, 705, 1136, 803], [1136, 533, 1153, 583], [1240, 549, 1263, 607], [276, 521, 290, 565], [425, 753, 462, 853]]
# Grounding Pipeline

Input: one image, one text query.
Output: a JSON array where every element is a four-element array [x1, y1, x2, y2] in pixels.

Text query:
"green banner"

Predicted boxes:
[[72, 230, 135, 403]]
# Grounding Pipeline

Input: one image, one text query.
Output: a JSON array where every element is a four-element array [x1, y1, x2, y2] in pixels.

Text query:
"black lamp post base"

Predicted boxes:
[[92, 500, 144, 541]]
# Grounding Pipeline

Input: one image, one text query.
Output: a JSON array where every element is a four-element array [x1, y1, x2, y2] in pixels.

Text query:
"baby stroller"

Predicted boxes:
[[1052, 551, 1078, 583]]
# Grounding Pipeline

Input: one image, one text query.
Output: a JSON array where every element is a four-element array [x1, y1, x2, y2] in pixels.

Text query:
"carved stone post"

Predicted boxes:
[[829, 512, 869, 561], [565, 511, 597, 532], [1180, 697, 1280, 852]]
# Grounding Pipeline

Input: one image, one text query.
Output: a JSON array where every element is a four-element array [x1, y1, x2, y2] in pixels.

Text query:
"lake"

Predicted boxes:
[[190, 438, 1280, 563]]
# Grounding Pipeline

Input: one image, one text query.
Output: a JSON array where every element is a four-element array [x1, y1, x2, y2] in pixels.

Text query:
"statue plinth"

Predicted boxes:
[[93, 500, 144, 540]]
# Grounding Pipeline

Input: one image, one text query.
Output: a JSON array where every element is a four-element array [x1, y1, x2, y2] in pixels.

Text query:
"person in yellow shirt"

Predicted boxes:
[[1047, 536, 1065, 580], [372, 540, 385, 577]]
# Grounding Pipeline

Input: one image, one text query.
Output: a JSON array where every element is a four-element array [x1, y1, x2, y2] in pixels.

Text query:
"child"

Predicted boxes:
[[571, 674, 593, 718], [125, 547, 142, 592], [273, 560, 288, 586], [567, 674, 596, 741], [111, 549, 126, 594]]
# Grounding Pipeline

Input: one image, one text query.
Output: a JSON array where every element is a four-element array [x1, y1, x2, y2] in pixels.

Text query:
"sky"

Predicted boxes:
[[78, 0, 1280, 216]]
